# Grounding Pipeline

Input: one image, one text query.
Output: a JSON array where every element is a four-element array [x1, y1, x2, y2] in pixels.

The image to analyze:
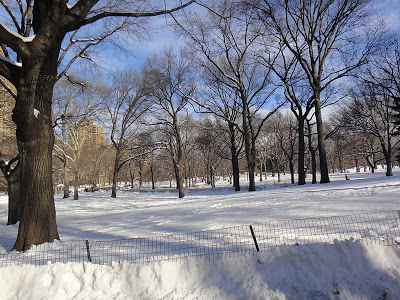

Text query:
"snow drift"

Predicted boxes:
[[0, 240, 399, 299], [0, 170, 400, 299]]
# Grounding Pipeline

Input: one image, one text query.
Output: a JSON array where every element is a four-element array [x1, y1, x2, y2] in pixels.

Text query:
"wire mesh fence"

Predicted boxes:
[[1, 210, 399, 267]]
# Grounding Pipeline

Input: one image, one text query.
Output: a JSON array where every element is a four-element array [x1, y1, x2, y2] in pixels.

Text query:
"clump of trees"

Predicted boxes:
[[0, 0, 398, 252]]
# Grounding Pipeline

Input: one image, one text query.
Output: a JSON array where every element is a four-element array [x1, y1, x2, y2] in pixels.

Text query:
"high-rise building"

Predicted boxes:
[[0, 82, 17, 156], [77, 119, 104, 148]]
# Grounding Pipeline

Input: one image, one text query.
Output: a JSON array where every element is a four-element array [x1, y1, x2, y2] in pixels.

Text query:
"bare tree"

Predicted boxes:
[[53, 75, 102, 199], [0, 0, 195, 251], [261, 42, 314, 185], [196, 119, 224, 188], [271, 112, 298, 184], [197, 84, 244, 191], [337, 83, 399, 176], [101, 69, 149, 198], [365, 36, 400, 164], [177, 0, 280, 191], [251, 0, 380, 183], [144, 49, 194, 198], [328, 116, 383, 173]]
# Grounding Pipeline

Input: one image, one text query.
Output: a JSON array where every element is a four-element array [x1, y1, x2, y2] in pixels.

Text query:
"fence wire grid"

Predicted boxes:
[[1, 210, 399, 267]]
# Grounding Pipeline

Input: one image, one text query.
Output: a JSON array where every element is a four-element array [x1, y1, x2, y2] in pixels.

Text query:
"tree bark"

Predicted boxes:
[[73, 167, 79, 200], [150, 164, 155, 189], [307, 120, 317, 184], [314, 93, 330, 183], [228, 123, 240, 191], [176, 161, 185, 198], [297, 117, 306, 185], [13, 58, 60, 251], [111, 157, 119, 198], [210, 166, 215, 188], [242, 101, 256, 191], [0, 157, 21, 225], [384, 149, 393, 176], [289, 159, 294, 184], [63, 161, 70, 199]]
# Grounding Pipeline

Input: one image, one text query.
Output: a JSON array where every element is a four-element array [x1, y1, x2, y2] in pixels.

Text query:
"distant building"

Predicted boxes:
[[0, 79, 17, 192], [0, 81, 17, 156], [77, 119, 104, 148]]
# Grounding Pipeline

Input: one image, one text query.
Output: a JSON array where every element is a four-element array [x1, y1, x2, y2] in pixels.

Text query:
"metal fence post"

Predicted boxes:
[[85, 240, 92, 262], [249, 225, 260, 251]]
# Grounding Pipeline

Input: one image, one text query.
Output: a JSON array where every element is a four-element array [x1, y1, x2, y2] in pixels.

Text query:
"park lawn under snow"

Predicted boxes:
[[0, 168, 400, 299]]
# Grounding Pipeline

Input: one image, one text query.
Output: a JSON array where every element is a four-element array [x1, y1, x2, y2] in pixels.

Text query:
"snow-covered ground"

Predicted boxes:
[[0, 169, 400, 299]]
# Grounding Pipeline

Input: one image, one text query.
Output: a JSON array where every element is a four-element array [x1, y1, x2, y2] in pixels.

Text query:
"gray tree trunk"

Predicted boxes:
[[314, 94, 330, 183], [0, 157, 21, 225]]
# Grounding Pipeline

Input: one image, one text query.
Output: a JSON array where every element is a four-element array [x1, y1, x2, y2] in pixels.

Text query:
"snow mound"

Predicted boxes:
[[0, 240, 399, 299]]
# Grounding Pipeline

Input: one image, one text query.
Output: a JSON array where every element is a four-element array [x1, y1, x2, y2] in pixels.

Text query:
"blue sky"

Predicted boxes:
[[65, 0, 400, 77]]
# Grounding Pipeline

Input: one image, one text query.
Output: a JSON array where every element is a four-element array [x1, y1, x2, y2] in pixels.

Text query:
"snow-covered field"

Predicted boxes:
[[0, 169, 400, 299]]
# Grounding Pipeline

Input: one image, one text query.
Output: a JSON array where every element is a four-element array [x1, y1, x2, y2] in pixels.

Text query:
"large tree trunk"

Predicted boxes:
[[228, 123, 240, 191], [12, 59, 60, 251], [384, 149, 393, 176], [314, 94, 330, 183]]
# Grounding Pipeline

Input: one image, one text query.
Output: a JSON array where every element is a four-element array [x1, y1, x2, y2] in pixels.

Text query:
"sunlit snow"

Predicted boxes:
[[0, 168, 399, 299]]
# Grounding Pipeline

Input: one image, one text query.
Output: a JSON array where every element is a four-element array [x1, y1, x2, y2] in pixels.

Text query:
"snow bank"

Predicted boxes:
[[1, 171, 400, 298], [1, 240, 399, 300]]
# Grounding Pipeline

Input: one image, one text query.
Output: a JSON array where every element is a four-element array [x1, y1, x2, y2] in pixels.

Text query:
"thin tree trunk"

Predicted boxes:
[[384, 149, 393, 176], [63, 159, 69, 198], [289, 159, 294, 184], [111, 154, 119, 198], [7, 162, 21, 225], [242, 100, 256, 191], [177, 162, 185, 198], [139, 167, 143, 189], [151, 164, 155, 189], [130, 169, 135, 188], [73, 167, 79, 200], [211, 166, 215, 188], [0, 158, 21, 225], [230, 130, 240, 191], [297, 117, 306, 185], [306, 120, 317, 184], [277, 167, 281, 182]]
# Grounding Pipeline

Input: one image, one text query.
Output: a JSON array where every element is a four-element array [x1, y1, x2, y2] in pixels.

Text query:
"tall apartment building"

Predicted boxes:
[[0, 82, 17, 156], [0, 80, 17, 191], [78, 119, 104, 148]]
